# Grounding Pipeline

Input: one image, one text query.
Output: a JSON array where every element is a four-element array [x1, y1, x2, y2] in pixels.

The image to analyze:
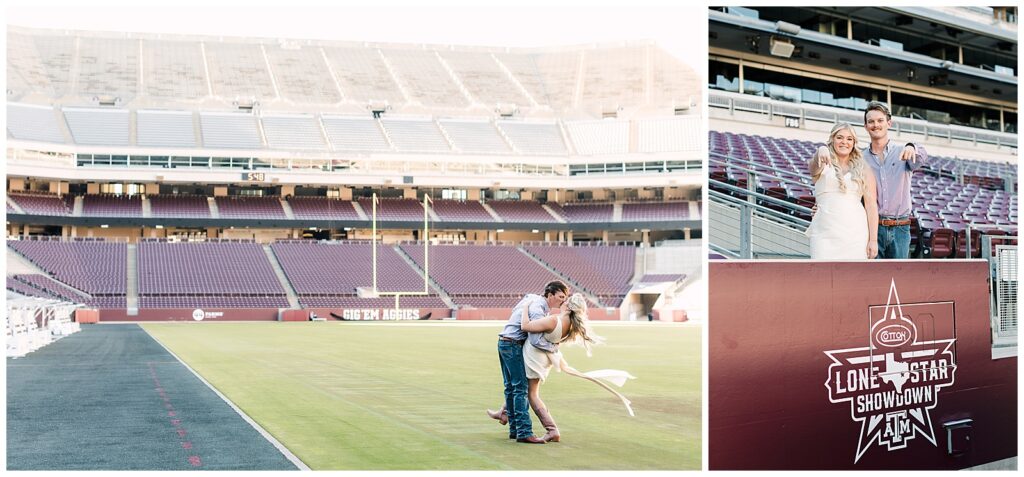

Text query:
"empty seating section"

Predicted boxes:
[[139, 296, 289, 308], [203, 42, 276, 99], [288, 197, 361, 220], [496, 121, 567, 155], [215, 196, 286, 219], [138, 242, 286, 306], [12, 274, 90, 303], [7, 31, 61, 97], [82, 194, 142, 217], [142, 40, 207, 99], [638, 273, 685, 283], [523, 245, 635, 307], [711, 130, 1018, 256], [77, 37, 139, 100], [622, 202, 690, 221], [149, 195, 211, 218], [580, 46, 646, 107], [7, 276, 63, 301], [322, 47, 406, 105], [272, 241, 426, 295], [136, 110, 197, 147], [383, 49, 468, 108], [356, 198, 424, 221], [321, 116, 391, 151], [439, 120, 511, 153], [401, 244, 561, 307], [651, 47, 701, 108], [262, 115, 327, 150], [7, 103, 64, 143], [494, 53, 548, 107], [533, 51, 580, 111], [8, 193, 71, 216], [487, 200, 557, 222], [199, 113, 263, 149], [431, 200, 495, 222], [381, 118, 451, 152], [63, 108, 130, 146], [7, 240, 126, 298], [566, 120, 629, 155], [264, 44, 341, 104], [638, 116, 702, 153], [552, 203, 613, 223], [439, 51, 529, 106]]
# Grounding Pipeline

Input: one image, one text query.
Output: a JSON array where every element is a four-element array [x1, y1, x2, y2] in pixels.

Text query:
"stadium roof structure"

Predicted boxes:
[[709, 8, 1017, 105]]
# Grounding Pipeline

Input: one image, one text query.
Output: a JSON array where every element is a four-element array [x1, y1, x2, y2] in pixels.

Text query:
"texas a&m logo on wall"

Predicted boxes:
[[824, 280, 957, 463]]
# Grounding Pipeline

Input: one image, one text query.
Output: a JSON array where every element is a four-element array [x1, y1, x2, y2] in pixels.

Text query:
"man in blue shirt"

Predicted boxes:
[[862, 101, 928, 259], [496, 280, 568, 443]]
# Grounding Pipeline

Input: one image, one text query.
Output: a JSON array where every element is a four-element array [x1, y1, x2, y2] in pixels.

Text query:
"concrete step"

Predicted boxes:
[[352, 201, 369, 221], [613, 202, 623, 222], [141, 196, 152, 218], [208, 197, 220, 219], [281, 198, 295, 220], [72, 196, 83, 216], [263, 245, 301, 309], [7, 197, 26, 214], [541, 204, 566, 223], [480, 202, 504, 222], [126, 243, 138, 310]]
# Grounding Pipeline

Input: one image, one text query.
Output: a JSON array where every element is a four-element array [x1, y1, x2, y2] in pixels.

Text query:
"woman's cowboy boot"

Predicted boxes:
[[536, 408, 560, 442], [486, 405, 508, 425]]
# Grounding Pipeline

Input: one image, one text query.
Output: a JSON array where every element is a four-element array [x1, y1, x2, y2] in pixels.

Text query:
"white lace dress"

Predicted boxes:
[[806, 166, 868, 259], [523, 315, 637, 416]]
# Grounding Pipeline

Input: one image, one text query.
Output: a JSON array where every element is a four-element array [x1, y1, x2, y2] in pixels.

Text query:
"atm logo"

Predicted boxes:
[[824, 279, 957, 464]]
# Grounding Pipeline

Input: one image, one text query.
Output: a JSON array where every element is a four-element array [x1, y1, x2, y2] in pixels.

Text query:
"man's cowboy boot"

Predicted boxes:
[[516, 435, 546, 444]]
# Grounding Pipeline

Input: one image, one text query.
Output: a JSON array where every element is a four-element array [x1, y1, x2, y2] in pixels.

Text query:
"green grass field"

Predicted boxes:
[[141, 321, 701, 470]]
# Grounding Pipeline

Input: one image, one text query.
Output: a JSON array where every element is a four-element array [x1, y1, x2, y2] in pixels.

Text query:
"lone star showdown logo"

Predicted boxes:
[[824, 279, 956, 463]]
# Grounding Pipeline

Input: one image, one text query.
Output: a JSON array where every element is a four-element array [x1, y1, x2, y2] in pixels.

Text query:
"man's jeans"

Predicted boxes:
[[877, 223, 911, 259], [498, 340, 532, 438]]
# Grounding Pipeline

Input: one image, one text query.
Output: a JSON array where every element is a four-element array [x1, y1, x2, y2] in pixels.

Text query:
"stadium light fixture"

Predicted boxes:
[[774, 21, 801, 36]]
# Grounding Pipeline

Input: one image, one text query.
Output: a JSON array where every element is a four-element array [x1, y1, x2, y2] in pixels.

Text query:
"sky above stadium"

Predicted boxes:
[[7, 3, 706, 76]]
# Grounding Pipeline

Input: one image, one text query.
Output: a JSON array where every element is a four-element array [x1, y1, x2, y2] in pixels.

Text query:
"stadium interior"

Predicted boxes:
[[6, 26, 702, 322]]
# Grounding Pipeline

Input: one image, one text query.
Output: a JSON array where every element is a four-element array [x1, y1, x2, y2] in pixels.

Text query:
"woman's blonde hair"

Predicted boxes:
[[824, 123, 867, 194], [562, 293, 603, 356]]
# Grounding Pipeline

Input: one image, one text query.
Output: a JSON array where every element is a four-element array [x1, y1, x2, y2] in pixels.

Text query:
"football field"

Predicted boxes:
[[142, 321, 701, 470]]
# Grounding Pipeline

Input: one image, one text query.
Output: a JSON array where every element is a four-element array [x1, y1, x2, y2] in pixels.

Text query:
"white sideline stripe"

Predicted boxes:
[[142, 327, 311, 471]]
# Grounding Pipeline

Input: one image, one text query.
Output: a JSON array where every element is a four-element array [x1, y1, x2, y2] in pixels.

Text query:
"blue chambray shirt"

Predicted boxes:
[[863, 140, 928, 218], [499, 294, 557, 352]]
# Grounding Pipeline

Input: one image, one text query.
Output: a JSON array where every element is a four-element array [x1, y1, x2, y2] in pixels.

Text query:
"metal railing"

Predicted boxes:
[[710, 90, 1018, 149]]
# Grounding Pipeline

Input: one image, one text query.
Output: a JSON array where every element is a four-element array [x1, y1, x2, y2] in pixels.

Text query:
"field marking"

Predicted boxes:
[[142, 328, 311, 471]]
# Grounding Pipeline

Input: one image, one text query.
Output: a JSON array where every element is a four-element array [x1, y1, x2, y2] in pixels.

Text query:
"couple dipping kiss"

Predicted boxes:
[[488, 280, 635, 444], [806, 101, 928, 260]]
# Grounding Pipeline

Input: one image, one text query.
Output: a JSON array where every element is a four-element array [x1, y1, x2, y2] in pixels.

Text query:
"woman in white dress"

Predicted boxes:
[[806, 123, 879, 259], [486, 294, 635, 442]]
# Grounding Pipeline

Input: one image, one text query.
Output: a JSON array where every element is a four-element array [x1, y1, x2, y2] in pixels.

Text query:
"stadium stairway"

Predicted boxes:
[[126, 244, 139, 310], [263, 245, 301, 309], [207, 197, 220, 218], [8, 197, 26, 214], [6, 247, 46, 275], [280, 199, 295, 220], [141, 196, 152, 218], [541, 204, 567, 223], [612, 202, 623, 222], [352, 201, 369, 221], [480, 202, 503, 222], [516, 246, 606, 307], [392, 245, 458, 309], [72, 196, 83, 216]]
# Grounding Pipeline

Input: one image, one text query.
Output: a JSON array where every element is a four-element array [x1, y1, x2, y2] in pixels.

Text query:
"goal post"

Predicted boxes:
[[369, 193, 432, 309]]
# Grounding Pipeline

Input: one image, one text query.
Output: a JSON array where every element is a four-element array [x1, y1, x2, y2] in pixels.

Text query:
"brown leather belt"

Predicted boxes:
[[880, 219, 911, 226], [499, 336, 525, 345]]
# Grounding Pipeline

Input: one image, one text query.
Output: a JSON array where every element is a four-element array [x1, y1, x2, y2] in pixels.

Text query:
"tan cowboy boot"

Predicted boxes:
[[536, 407, 560, 442], [486, 405, 508, 425]]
